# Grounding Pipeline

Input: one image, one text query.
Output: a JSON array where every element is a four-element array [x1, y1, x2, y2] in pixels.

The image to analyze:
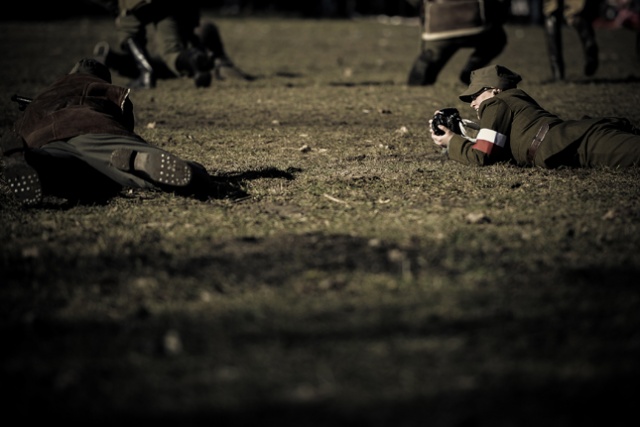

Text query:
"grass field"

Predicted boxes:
[[1, 14, 640, 426]]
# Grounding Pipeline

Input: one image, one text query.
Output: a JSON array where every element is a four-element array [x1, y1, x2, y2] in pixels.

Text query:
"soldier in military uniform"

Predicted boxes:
[[430, 64, 640, 168], [543, 0, 600, 80], [92, 0, 212, 88], [407, 0, 511, 86]]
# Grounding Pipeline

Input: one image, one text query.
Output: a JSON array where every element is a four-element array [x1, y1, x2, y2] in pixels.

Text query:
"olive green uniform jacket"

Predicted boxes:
[[447, 88, 640, 168]]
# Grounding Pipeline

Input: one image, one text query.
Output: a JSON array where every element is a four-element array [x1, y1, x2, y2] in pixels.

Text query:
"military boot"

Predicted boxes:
[[544, 13, 565, 81], [407, 49, 443, 86], [176, 48, 212, 88], [197, 22, 255, 81], [110, 149, 192, 187], [572, 15, 599, 77], [1, 132, 41, 206]]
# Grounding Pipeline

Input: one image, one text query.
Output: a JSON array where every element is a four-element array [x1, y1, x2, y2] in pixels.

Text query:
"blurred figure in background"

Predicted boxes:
[[407, 0, 512, 86], [543, 0, 601, 80], [91, 0, 253, 89], [530, 0, 544, 24], [597, 0, 640, 61]]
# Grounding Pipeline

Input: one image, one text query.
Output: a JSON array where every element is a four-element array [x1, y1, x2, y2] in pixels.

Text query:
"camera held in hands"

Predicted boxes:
[[431, 108, 463, 136]]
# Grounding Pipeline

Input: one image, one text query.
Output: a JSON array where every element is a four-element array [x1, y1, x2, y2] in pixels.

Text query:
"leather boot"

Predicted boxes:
[[110, 149, 192, 187], [196, 22, 254, 81], [544, 13, 565, 81], [572, 15, 599, 76], [176, 48, 212, 88], [125, 38, 156, 89], [198, 22, 226, 61]]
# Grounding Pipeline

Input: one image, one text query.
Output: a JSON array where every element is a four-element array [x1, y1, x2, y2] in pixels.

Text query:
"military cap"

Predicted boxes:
[[459, 64, 522, 102]]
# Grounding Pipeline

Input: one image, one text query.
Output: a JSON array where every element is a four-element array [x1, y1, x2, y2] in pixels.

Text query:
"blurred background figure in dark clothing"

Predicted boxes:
[[406, 0, 512, 86], [595, 0, 640, 61], [542, 0, 601, 81], [91, 0, 254, 89]]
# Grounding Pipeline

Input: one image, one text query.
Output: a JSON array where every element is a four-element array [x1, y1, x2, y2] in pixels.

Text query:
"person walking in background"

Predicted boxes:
[[0, 58, 240, 206], [543, 0, 600, 80], [91, 0, 254, 89], [407, 0, 512, 86], [429, 64, 640, 168]]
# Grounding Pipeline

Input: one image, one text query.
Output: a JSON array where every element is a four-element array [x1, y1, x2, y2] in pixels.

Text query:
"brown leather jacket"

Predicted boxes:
[[16, 73, 137, 149]]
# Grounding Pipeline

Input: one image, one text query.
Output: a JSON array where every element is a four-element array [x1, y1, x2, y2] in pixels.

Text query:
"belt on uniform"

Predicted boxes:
[[526, 123, 550, 165]]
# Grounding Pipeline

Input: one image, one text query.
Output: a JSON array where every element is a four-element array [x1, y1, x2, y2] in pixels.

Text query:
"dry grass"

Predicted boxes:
[[1, 15, 640, 426]]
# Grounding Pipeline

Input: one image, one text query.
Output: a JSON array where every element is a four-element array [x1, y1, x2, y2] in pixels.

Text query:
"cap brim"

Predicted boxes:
[[459, 84, 485, 103]]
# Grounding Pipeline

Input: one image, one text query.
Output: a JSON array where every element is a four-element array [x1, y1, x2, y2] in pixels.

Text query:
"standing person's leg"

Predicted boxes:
[[408, 0, 461, 86], [408, 39, 459, 86], [566, 0, 599, 76], [196, 20, 255, 81], [543, 0, 565, 80], [462, 25, 508, 85], [155, 15, 211, 87], [117, 9, 157, 88]]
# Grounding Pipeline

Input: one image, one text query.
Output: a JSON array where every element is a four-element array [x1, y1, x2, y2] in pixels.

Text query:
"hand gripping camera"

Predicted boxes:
[[431, 108, 464, 136]]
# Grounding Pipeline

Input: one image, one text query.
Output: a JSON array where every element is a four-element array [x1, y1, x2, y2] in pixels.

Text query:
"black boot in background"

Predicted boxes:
[[572, 15, 599, 77], [0, 132, 41, 206], [407, 49, 444, 86], [544, 12, 565, 81], [176, 48, 212, 88], [198, 21, 255, 81]]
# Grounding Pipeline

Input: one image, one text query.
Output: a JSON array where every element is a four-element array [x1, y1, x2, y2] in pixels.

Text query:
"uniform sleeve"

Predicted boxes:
[[447, 97, 513, 166]]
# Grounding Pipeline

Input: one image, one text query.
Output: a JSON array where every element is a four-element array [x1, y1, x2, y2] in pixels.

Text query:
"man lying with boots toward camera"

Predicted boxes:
[[0, 58, 242, 206]]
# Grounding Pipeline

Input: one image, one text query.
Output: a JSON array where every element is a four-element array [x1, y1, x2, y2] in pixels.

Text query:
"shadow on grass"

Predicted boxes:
[[6, 165, 302, 208]]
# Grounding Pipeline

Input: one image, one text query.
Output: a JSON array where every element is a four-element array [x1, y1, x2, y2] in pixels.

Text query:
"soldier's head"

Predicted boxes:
[[68, 58, 112, 83], [458, 64, 521, 104]]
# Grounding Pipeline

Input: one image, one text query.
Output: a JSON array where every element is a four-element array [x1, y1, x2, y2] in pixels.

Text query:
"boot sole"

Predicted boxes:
[[110, 149, 192, 187], [3, 160, 42, 206]]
